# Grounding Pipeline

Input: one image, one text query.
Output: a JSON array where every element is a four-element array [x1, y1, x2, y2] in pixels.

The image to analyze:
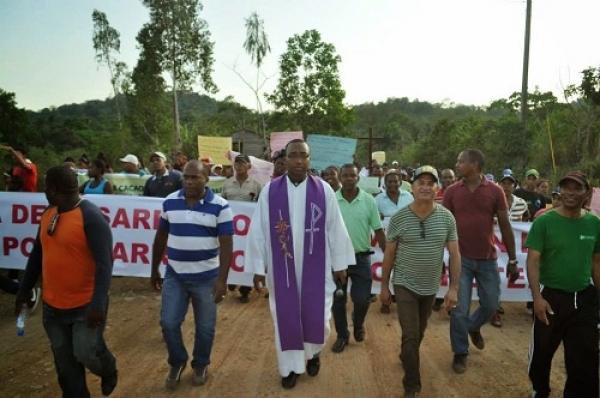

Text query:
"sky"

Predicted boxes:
[[1, 0, 599, 112]]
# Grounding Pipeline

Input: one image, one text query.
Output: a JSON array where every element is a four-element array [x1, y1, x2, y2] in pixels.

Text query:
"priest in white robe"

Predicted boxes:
[[244, 139, 354, 389]]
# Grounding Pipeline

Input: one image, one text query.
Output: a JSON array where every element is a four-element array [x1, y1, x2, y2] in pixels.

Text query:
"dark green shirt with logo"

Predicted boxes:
[[525, 210, 600, 292]]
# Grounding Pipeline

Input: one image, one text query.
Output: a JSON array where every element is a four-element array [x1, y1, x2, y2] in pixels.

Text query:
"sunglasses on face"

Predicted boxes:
[[47, 213, 60, 236]]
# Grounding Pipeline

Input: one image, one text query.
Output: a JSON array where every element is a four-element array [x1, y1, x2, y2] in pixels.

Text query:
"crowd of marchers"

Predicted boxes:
[[1, 142, 598, 398]]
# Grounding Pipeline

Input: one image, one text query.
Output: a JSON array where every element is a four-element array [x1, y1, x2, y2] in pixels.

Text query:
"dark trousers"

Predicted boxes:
[[395, 285, 436, 394], [332, 254, 373, 339], [528, 284, 599, 398], [43, 301, 116, 398]]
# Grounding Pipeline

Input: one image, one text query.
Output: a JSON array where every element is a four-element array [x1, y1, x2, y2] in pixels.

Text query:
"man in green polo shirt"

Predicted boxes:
[[525, 171, 600, 398], [331, 164, 386, 353]]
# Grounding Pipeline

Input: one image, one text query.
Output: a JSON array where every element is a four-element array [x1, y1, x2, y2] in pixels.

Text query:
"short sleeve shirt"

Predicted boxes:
[[386, 205, 457, 295]]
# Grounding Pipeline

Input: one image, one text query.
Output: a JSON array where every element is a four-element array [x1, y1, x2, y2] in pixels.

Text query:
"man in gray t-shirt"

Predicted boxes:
[[380, 165, 461, 398]]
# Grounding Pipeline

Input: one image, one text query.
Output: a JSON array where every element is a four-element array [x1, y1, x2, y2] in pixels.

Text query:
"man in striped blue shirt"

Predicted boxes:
[[151, 160, 234, 390]]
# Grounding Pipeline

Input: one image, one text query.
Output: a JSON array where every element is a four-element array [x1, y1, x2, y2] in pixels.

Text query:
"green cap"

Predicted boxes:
[[525, 169, 540, 178]]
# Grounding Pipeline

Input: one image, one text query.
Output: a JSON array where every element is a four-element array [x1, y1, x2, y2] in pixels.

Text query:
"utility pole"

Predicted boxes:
[[521, 0, 532, 139]]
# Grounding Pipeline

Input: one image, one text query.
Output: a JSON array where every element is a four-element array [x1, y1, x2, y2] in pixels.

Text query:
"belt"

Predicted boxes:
[[355, 251, 373, 256]]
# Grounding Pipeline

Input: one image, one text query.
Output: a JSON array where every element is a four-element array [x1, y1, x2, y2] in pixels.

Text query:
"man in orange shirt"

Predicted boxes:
[[16, 166, 118, 397], [0, 145, 38, 192]]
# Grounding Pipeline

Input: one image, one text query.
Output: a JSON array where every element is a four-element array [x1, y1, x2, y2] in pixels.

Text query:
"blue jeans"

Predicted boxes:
[[332, 254, 373, 339], [450, 258, 500, 355], [43, 301, 116, 398], [161, 274, 217, 368]]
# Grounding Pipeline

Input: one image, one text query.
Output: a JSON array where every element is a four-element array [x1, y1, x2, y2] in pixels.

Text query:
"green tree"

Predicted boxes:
[[242, 11, 271, 140], [0, 89, 33, 149], [128, 25, 171, 151], [139, 0, 217, 153], [267, 29, 354, 136], [92, 9, 125, 125]]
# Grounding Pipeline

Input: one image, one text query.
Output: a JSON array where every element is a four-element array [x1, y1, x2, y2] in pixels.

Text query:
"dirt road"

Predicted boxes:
[[0, 277, 567, 397]]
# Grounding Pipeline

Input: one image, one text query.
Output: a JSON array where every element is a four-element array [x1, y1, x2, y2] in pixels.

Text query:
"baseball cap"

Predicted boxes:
[[502, 168, 514, 175], [497, 173, 516, 184], [558, 172, 590, 190], [150, 151, 167, 161], [234, 154, 250, 163], [551, 187, 560, 195], [391, 160, 399, 166], [485, 173, 495, 182], [412, 165, 438, 183], [525, 169, 540, 178], [119, 154, 139, 164], [211, 164, 223, 173]]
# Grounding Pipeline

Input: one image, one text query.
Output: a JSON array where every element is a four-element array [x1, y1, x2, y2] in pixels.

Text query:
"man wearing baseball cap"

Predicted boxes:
[[514, 169, 546, 221], [525, 171, 600, 398], [143, 152, 182, 197], [380, 165, 460, 397], [119, 154, 149, 176], [222, 154, 263, 303]]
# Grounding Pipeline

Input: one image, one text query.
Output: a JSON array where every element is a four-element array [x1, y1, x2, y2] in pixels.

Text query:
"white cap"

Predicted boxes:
[[150, 151, 167, 161], [119, 154, 139, 164], [211, 164, 223, 172]]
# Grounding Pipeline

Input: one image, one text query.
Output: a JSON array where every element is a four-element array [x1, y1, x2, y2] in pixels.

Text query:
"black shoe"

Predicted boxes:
[[306, 357, 320, 376], [166, 364, 186, 389], [354, 326, 365, 342], [432, 298, 443, 312], [281, 372, 299, 389], [239, 294, 250, 303], [452, 354, 467, 374], [101, 369, 118, 396], [469, 331, 485, 350], [192, 365, 208, 386], [331, 337, 349, 353]]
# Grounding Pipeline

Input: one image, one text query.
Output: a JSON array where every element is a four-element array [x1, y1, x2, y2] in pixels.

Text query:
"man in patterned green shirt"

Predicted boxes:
[[380, 165, 461, 398]]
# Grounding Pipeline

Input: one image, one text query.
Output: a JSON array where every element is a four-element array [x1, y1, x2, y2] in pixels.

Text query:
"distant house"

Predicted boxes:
[[231, 129, 268, 159]]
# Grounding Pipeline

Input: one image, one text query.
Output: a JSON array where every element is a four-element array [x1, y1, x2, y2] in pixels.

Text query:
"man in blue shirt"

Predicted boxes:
[[151, 160, 234, 390], [143, 151, 182, 197]]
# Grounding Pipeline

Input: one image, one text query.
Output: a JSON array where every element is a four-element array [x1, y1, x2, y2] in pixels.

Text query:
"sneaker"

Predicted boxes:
[[101, 369, 118, 396], [192, 365, 207, 386], [165, 364, 186, 389], [452, 354, 467, 374], [30, 287, 41, 314], [490, 313, 502, 328], [469, 331, 485, 350]]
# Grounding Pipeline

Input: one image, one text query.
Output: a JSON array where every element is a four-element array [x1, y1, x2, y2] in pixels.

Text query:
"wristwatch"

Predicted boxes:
[[508, 260, 518, 265]]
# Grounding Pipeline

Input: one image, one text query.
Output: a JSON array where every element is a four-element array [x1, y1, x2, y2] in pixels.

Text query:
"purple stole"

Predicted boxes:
[[268, 175, 326, 351]]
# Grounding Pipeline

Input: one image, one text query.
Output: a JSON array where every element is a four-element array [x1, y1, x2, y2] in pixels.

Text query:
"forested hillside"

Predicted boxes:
[[1, 64, 600, 187]]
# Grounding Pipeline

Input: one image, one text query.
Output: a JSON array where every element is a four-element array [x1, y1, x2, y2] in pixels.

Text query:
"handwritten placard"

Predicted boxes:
[[306, 134, 357, 170], [358, 177, 381, 195], [270, 131, 303, 156], [197, 136, 232, 165]]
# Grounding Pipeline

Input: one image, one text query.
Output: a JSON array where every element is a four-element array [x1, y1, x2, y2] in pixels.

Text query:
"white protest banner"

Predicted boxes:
[[0, 192, 533, 301], [306, 134, 357, 170], [270, 131, 303, 156], [77, 173, 225, 196]]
